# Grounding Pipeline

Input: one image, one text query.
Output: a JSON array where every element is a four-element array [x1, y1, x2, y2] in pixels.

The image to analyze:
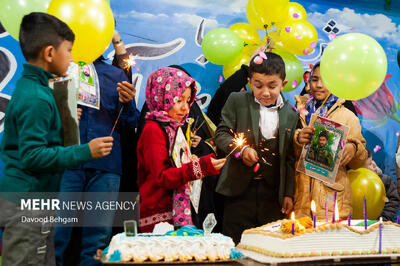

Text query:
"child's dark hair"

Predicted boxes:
[[19, 12, 75, 61], [249, 52, 286, 81], [366, 149, 372, 158]]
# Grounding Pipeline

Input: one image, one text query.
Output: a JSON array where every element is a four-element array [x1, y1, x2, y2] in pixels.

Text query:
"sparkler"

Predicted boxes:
[[123, 53, 138, 70], [225, 133, 246, 158]]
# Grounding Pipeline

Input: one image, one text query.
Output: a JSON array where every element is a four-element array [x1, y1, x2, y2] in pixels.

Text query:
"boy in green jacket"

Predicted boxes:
[[215, 52, 299, 244], [0, 12, 113, 266]]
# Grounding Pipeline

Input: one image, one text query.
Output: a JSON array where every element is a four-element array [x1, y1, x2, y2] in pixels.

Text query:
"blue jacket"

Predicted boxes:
[[74, 57, 139, 175]]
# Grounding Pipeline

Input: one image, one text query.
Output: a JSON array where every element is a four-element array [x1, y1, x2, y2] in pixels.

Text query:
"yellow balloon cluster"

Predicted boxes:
[[246, 0, 318, 56], [48, 0, 115, 64]]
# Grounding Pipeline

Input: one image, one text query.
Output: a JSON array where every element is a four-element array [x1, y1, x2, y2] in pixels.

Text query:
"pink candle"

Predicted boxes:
[[325, 201, 328, 222], [311, 200, 316, 228], [363, 196, 367, 230], [379, 217, 382, 253], [332, 191, 337, 224], [347, 215, 351, 226]]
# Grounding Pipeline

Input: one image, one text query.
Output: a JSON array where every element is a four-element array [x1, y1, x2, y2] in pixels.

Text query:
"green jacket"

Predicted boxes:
[[215, 91, 298, 205], [0, 64, 92, 193]]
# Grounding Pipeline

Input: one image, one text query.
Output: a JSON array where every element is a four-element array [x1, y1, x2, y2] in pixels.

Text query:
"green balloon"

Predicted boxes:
[[274, 49, 303, 92], [320, 33, 387, 100], [0, 0, 50, 40], [202, 28, 244, 65]]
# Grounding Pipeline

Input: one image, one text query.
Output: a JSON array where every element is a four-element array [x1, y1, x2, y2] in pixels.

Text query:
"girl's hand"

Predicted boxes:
[[211, 157, 226, 171], [191, 154, 199, 161], [298, 126, 315, 144], [340, 143, 356, 166], [191, 135, 201, 148], [242, 147, 259, 167]]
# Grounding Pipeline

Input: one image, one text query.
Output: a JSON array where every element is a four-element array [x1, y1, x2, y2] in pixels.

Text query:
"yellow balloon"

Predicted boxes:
[[229, 23, 260, 45], [223, 45, 257, 79], [275, 2, 307, 29], [48, 0, 115, 64], [348, 168, 386, 220], [275, 20, 318, 55], [246, 0, 288, 30]]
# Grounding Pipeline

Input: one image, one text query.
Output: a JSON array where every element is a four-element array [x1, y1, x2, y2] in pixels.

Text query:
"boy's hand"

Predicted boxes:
[[242, 147, 259, 167], [117, 81, 135, 103], [77, 108, 82, 123], [281, 196, 293, 215], [340, 143, 356, 166], [298, 126, 315, 144], [211, 157, 226, 171], [88, 137, 114, 159], [191, 135, 201, 148]]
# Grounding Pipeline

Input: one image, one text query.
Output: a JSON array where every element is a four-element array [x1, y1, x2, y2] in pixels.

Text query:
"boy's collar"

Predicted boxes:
[[22, 63, 55, 87], [254, 94, 284, 109]]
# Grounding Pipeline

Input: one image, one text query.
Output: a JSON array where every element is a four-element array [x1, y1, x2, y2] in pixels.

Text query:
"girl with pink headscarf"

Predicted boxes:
[[137, 67, 226, 233]]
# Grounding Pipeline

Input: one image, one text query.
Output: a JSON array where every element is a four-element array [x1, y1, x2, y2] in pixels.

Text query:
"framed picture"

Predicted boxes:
[[296, 115, 349, 184]]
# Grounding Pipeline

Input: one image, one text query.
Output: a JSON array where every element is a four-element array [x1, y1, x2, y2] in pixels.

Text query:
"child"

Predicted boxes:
[[364, 149, 400, 222], [215, 52, 299, 244], [137, 67, 226, 233], [0, 12, 113, 266], [53, 55, 139, 266], [295, 63, 367, 220]]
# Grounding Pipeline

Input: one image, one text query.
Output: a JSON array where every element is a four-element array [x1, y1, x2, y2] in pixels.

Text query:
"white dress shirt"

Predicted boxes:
[[255, 95, 284, 140]]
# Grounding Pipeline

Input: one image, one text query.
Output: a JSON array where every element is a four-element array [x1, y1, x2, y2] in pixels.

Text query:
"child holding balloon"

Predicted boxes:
[[137, 67, 226, 233], [294, 63, 368, 220]]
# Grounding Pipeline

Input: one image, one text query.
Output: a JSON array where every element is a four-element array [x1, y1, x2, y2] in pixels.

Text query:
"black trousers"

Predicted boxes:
[[222, 179, 283, 244]]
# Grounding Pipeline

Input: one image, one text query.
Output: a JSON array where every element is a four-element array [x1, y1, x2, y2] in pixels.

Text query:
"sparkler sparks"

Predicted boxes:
[[123, 53, 138, 70], [225, 132, 247, 158]]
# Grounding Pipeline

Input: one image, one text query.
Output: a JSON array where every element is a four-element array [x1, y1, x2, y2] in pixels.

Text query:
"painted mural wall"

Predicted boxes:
[[0, 0, 399, 181]]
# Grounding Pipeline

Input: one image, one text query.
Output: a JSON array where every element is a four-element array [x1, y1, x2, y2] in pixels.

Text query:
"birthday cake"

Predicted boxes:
[[102, 227, 236, 263], [238, 218, 400, 258]]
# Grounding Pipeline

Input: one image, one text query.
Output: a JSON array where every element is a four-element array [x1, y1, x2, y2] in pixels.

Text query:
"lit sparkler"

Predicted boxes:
[[225, 132, 247, 158], [123, 53, 138, 70]]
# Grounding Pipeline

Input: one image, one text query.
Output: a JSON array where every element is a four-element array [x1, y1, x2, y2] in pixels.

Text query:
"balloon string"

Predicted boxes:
[[309, 93, 332, 127]]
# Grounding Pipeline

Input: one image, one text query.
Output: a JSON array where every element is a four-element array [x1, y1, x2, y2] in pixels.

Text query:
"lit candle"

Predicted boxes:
[[311, 200, 316, 228], [325, 200, 328, 222], [332, 191, 337, 224], [291, 212, 295, 235], [379, 217, 383, 253], [334, 202, 339, 223], [364, 196, 367, 230], [347, 215, 351, 226]]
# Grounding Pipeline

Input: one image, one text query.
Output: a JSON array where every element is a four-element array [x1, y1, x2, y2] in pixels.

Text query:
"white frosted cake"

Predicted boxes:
[[238, 219, 400, 258], [102, 232, 235, 262]]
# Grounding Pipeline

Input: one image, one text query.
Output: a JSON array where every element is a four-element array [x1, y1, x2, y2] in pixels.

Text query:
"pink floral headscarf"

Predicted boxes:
[[145, 67, 197, 155], [144, 67, 197, 228]]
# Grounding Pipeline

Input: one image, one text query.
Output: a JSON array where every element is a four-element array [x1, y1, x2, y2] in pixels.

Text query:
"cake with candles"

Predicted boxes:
[[101, 226, 237, 263], [238, 215, 400, 258]]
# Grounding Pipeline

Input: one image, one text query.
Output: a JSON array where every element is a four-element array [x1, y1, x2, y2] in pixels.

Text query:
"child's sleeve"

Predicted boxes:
[[215, 93, 237, 154], [141, 126, 220, 190], [18, 98, 92, 173], [284, 118, 298, 198], [345, 111, 368, 169]]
